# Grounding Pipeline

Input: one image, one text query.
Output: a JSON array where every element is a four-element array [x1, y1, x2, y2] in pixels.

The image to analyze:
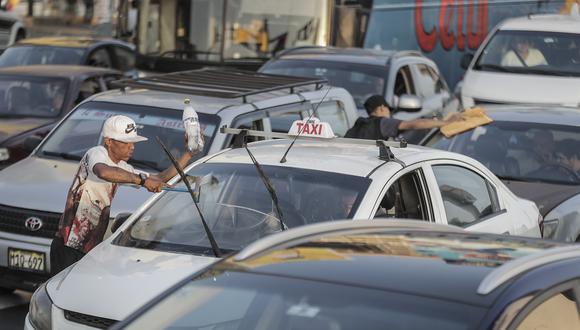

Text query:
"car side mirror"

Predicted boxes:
[[111, 212, 132, 233], [460, 53, 474, 70], [23, 135, 44, 152], [396, 94, 422, 112]]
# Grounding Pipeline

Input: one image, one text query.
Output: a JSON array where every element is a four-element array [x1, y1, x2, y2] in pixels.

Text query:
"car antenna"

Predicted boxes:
[[155, 136, 221, 257], [238, 131, 287, 232], [280, 87, 332, 163]]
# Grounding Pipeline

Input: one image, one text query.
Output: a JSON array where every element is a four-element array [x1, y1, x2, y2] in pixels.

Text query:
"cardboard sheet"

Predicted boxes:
[[440, 107, 493, 138]]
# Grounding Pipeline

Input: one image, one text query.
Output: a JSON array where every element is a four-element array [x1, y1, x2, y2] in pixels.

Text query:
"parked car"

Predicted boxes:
[[422, 104, 580, 242], [0, 69, 358, 292], [0, 37, 137, 76], [103, 221, 580, 330], [20, 118, 543, 329], [460, 13, 580, 108], [0, 7, 25, 52], [0, 65, 122, 168], [259, 46, 458, 120]]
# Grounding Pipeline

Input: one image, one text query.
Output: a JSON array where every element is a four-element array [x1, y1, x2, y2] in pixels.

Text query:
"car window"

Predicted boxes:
[[375, 170, 429, 220], [115, 163, 371, 253], [315, 100, 349, 137], [393, 65, 415, 97], [110, 46, 135, 71], [87, 47, 113, 68], [0, 76, 68, 118], [38, 101, 220, 170], [432, 165, 499, 227], [0, 46, 85, 67], [515, 287, 580, 330], [74, 77, 103, 105], [413, 64, 438, 98]]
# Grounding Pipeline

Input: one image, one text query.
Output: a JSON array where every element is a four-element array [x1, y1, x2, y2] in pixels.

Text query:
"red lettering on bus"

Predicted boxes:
[[439, 0, 455, 50], [415, 0, 438, 52], [467, 0, 488, 49]]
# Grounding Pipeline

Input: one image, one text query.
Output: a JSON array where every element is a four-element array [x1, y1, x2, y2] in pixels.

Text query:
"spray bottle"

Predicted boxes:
[[183, 98, 204, 153]]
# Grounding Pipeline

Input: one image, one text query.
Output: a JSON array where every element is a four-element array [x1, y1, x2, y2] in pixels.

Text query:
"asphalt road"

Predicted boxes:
[[0, 290, 31, 329]]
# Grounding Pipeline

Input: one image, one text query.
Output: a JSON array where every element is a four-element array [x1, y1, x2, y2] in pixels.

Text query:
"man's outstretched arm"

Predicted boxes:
[[399, 113, 463, 130]]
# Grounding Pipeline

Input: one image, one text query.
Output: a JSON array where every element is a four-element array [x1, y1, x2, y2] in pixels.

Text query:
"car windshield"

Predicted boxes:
[[0, 76, 68, 118], [114, 163, 370, 254], [0, 46, 85, 66], [261, 59, 387, 109], [122, 271, 484, 330], [425, 121, 580, 185], [474, 30, 580, 77], [37, 101, 220, 170]]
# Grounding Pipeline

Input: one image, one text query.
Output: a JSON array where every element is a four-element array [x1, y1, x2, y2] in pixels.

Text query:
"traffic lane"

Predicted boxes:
[[0, 290, 31, 330]]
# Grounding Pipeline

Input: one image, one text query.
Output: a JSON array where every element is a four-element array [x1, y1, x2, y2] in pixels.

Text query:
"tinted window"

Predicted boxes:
[[0, 76, 68, 118], [87, 47, 113, 68], [0, 46, 85, 66], [433, 165, 498, 227], [375, 170, 429, 220], [393, 65, 415, 96], [74, 77, 103, 105], [425, 121, 580, 185], [261, 59, 387, 109], [115, 163, 370, 253], [516, 288, 580, 329], [110, 46, 135, 71], [123, 271, 485, 330], [38, 101, 220, 170]]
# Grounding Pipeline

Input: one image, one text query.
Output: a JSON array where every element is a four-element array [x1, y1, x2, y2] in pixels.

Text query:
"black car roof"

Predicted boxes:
[[221, 230, 563, 307], [15, 37, 135, 50], [0, 65, 121, 78], [273, 46, 423, 66]]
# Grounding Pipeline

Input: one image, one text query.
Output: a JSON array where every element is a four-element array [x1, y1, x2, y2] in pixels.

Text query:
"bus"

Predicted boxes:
[[116, 0, 371, 72], [364, 0, 571, 88]]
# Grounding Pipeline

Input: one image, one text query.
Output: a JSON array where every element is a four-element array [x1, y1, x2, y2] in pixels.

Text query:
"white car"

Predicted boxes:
[[460, 12, 580, 108], [25, 119, 541, 329], [0, 69, 358, 293]]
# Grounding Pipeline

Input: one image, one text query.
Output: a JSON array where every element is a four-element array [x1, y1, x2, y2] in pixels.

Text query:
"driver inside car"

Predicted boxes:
[[501, 36, 547, 67]]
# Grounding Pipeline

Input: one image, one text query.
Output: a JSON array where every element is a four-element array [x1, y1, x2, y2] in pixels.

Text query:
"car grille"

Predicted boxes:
[[64, 310, 118, 329], [0, 204, 61, 238]]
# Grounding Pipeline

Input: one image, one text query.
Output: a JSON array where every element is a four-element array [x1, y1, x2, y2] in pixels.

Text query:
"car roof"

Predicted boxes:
[[15, 37, 135, 49], [204, 139, 462, 176], [221, 225, 566, 307], [273, 46, 423, 66], [499, 14, 580, 34], [482, 104, 580, 126], [0, 65, 121, 77]]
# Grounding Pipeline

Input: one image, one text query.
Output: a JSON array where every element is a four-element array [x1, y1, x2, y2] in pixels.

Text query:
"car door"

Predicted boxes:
[[369, 164, 435, 223], [424, 161, 514, 234]]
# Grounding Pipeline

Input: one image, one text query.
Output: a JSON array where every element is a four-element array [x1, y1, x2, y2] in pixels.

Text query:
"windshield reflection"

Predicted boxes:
[[0, 77, 67, 118]]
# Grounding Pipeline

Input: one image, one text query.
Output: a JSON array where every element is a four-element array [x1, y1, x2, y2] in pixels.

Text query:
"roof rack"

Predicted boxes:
[[220, 126, 408, 163], [477, 245, 580, 295], [234, 220, 465, 261], [111, 68, 327, 103]]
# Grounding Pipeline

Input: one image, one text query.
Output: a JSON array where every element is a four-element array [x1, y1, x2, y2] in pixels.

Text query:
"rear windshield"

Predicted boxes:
[[37, 101, 220, 171], [123, 271, 485, 330], [0, 46, 85, 66], [261, 59, 387, 109], [0, 76, 68, 118], [114, 163, 370, 254]]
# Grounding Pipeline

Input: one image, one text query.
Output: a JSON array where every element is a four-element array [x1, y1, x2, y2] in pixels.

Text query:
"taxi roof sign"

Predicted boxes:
[[288, 117, 335, 139]]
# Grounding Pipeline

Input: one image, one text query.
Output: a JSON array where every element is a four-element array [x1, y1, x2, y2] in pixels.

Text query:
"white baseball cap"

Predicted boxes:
[[102, 115, 148, 143]]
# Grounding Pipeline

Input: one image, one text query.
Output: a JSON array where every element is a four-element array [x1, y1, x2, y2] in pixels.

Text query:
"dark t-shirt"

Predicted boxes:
[[345, 116, 402, 140], [379, 118, 402, 139]]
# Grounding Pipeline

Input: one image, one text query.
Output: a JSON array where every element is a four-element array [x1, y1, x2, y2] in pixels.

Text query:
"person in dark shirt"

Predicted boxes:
[[345, 95, 462, 140]]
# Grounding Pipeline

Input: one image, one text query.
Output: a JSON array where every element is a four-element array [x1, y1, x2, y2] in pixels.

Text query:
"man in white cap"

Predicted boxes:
[[50, 115, 197, 275]]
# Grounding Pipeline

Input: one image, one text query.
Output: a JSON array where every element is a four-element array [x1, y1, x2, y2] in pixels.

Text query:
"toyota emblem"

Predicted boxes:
[[24, 217, 43, 232]]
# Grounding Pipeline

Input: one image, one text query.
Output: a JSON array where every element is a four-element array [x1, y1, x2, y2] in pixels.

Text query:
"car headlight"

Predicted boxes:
[[0, 148, 8, 161], [29, 282, 52, 330], [542, 219, 559, 239]]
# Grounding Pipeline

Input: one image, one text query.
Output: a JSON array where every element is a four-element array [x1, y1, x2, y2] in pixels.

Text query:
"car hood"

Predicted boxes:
[[0, 118, 53, 144], [502, 180, 580, 216], [462, 71, 580, 106], [0, 156, 153, 215], [46, 242, 217, 321]]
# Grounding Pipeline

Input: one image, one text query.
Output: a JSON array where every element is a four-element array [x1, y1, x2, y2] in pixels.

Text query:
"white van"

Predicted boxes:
[[460, 12, 580, 108]]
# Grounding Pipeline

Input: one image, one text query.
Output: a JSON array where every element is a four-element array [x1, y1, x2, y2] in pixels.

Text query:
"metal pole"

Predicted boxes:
[[219, 0, 228, 63]]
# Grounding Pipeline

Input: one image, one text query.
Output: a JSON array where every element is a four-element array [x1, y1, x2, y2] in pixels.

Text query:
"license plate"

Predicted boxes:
[[8, 248, 46, 272]]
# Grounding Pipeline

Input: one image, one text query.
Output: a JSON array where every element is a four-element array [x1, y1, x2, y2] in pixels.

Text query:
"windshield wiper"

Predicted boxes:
[[41, 151, 82, 161], [242, 139, 287, 232], [155, 136, 221, 258], [128, 159, 162, 172]]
